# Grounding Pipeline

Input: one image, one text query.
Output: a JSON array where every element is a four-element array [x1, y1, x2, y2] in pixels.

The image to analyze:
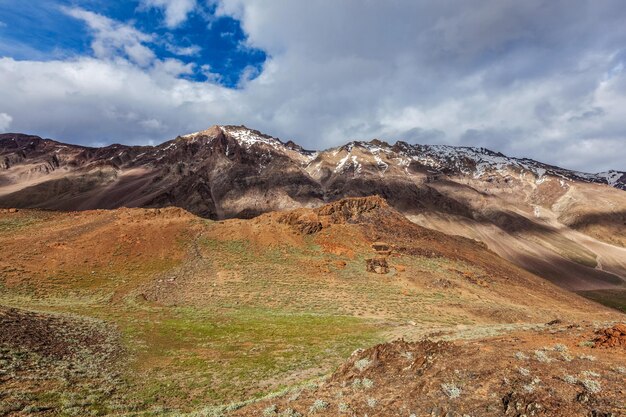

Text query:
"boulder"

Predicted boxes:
[[366, 257, 389, 274]]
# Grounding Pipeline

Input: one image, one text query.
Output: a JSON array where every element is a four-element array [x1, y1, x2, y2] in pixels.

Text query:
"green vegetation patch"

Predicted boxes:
[[0, 212, 51, 234], [121, 306, 380, 409], [0, 297, 381, 415], [577, 289, 626, 313]]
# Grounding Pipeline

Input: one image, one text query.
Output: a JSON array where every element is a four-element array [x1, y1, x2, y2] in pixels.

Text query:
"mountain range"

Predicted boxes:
[[1, 125, 626, 298]]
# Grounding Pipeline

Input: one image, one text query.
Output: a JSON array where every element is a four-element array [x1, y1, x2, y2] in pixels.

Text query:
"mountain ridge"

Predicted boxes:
[[1, 126, 624, 190], [2, 124, 626, 296]]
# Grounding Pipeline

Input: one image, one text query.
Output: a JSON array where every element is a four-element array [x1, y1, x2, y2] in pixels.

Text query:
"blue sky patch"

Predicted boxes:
[[0, 0, 267, 87]]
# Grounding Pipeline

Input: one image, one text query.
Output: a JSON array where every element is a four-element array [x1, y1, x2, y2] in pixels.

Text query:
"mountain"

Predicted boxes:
[[1, 126, 624, 218], [1, 125, 626, 297]]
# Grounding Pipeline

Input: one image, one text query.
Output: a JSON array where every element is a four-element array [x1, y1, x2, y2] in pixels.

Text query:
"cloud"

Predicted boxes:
[[140, 0, 197, 29], [165, 43, 202, 56], [62, 7, 156, 66], [0, 56, 229, 144], [2, 1, 626, 173], [0, 113, 12, 132]]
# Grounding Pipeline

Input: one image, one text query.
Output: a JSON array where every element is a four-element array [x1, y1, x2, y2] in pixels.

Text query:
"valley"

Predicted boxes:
[[1, 197, 625, 415]]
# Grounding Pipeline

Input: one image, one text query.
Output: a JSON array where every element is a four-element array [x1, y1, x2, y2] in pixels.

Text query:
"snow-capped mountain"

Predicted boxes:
[[1, 125, 624, 219], [2, 124, 626, 293]]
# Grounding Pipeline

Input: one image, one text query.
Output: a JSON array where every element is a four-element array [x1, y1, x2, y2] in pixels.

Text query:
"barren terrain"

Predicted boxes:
[[1, 197, 624, 416]]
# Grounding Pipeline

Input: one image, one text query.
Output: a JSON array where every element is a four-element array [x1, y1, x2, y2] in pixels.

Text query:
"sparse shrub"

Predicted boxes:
[[303, 381, 319, 390], [263, 404, 277, 416], [581, 379, 601, 393], [578, 341, 595, 348], [288, 391, 301, 402], [581, 370, 600, 378], [560, 352, 573, 362], [441, 383, 461, 399], [563, 374, 577, 384], [523, 377, 541, 393], [579, 354, 596, 361], [309, 399, 328, 413], [614, 366, 626, 374], [279, 409, 302, 417], [355, 358, 371, 372], [367, 397, 377, 408], [514, 351, 528, 360], [534, 350, 551, 362], [225, 403, 244, 412], [351, 378, 362, 389], [22, 405, 44, 414], [518, 367, 530, 376], [338, 403, 350, 413], [553, 343, 568, 352], [362, 378, 374, 389], [401, 351, 414, 361]]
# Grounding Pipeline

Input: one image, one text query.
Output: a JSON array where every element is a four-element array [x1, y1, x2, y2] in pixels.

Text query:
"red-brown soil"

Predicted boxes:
[[0, 306, 122, 361], [234, 322, 626, 417]]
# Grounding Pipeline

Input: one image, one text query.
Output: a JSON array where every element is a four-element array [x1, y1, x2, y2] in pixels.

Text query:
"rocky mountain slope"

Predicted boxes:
[[235, 324, 626, 417], [1, 126, 626, 296], [1, 126, 624, 218], [1, 198, 624, 416]]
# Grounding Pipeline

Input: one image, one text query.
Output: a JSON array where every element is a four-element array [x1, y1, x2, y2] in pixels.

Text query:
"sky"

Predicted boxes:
[[0, 0, 625, 172]]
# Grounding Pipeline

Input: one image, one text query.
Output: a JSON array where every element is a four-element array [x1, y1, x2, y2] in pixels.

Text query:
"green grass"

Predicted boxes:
[[125, 307, 380, 408], [0, 216, 41, 233], [0, 295, 381, 415], [577, 289, 626, 313]]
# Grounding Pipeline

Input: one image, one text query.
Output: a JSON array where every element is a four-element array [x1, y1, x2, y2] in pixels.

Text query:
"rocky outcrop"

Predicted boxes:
[[277, 210, 323, 234], [366, 257, 389, 274], [366, 240, 393, 274], [278, 196, 391, 235], [594, 323, 626, 348]]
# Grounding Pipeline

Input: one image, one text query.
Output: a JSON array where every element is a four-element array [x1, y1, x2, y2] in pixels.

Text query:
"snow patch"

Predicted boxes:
[[335, 154, 351, 173], [596, 170, 623, 187], [218, 126, 282, 150]]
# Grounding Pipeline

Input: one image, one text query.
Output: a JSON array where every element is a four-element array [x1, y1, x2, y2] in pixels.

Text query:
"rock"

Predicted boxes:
[[278, 211, 323, 234], [366, 257, 389, 274], [594, 323, 626, 348], [372, 241, 392, 255]]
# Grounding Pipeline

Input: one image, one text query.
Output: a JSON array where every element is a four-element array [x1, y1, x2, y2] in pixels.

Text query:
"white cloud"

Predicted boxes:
[[62, 7, 156, 67], [2, 1, 626, 172], [165, 44, 202, 56], [151, 58, 196, 77], [0, 113, 12, 132], [140, 0, 197, 29], [0, 56, 230, 144]]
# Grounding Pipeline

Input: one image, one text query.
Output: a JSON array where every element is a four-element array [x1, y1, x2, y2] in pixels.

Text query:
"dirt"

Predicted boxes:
[[0, 207, 195, 296], [234, 323, 626, 417], [0, 306, 122, 361], [594, 324, 626, 349]]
